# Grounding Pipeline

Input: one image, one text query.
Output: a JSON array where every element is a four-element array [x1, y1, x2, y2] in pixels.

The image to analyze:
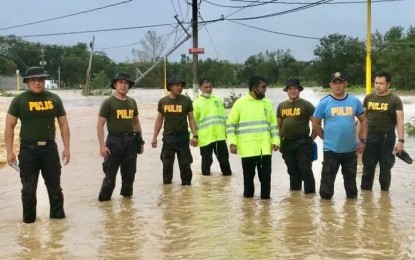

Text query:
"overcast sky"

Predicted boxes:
[[0, 0, 413, 64]]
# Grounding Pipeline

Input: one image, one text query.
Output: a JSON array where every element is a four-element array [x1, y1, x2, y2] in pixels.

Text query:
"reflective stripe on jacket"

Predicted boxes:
[[226, 93, 280, 157], [193, 95, 227, 147]]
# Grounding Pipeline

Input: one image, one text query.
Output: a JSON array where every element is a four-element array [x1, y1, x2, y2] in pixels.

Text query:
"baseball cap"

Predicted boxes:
[[330, 72, 347, 82]]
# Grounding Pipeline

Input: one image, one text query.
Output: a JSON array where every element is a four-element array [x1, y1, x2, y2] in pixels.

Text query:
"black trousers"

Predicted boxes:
[[320, 151, 358, 200], [361, 131, 396, 191], [161, 134, 193, 185], [200, 140, 232, 175], [99, 133, 137, 201], [280, 137, 315, 193], [18, 141, 64, 223], [241, 155, 272, 199]]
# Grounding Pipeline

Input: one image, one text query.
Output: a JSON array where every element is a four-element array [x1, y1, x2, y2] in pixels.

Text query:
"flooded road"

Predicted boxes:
[[0, 88, 414, 259]]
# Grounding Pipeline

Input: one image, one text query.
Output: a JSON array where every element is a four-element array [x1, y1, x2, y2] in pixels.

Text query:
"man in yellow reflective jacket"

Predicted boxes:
[[226, 76, 280, 199], [193, 78, 232, 176]]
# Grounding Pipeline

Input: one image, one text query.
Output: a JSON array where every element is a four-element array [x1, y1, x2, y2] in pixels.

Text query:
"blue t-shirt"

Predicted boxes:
[[313, 94, 364, 153]]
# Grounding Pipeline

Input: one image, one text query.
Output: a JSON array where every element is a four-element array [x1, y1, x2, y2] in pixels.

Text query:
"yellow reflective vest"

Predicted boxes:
[[193, 94, 227, 147], [226, 93, 280, 158]]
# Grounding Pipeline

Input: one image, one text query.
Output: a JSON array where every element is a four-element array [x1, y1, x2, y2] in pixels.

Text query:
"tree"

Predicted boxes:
[[312, 34, 365, 87], [132, 30, 166, 62], [372, 26, 415, 90], [90, 70, 110, 89]]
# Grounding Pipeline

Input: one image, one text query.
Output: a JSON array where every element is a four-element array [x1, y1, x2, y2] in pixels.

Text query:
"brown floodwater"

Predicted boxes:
[[0, 88, 414, 259]]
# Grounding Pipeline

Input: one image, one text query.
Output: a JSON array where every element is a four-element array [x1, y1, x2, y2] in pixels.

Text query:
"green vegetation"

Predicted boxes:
[[0, 89, 17, 97], [406, 122, 415, 136], [223, 89, 241, 109]]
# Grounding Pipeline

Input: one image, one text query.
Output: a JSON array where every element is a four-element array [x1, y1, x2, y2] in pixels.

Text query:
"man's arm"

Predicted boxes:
[[188, 111, 198, 147], [312, 116, 324, 139], [226, 104, 239, 154], [4, 114, 18, 166], [133, 116, 144, 154], [395, 110, 405, 153], [276, 117, 283, 133], [309, 117, 317, 140], [151, 112, 164, 148], [97, 116, 109, 158], [133, 116, 143, 134], [357, 113, 368, 141], [57, 115, 71, 165], [356, 113, 368, 154]]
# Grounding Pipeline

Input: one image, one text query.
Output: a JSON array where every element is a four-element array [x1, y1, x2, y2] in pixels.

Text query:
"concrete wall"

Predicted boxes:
[[0, 75, 26, 90]]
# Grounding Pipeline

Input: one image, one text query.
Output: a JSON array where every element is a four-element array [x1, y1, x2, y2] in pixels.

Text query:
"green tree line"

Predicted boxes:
[[1, 26, 414, 90]]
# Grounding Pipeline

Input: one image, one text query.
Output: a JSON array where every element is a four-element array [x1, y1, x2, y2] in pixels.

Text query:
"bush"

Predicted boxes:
[[405, 122, 415, 136], [223, 89, 241, 109]]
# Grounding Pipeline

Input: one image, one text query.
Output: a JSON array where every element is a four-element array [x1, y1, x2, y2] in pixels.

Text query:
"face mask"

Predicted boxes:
[[202, 92, 211, 98], [254, 88, 265, 99]]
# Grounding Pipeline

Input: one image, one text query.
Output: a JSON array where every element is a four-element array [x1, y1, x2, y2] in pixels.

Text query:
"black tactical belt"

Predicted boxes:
[[21, 140, 54, 146]]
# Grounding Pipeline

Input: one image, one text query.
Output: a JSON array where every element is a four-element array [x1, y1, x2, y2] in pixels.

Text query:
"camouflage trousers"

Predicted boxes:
[[320, 151, 358, 200]]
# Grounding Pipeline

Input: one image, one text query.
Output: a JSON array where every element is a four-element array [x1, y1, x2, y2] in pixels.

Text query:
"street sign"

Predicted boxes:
[[189, 48, 205, 54]]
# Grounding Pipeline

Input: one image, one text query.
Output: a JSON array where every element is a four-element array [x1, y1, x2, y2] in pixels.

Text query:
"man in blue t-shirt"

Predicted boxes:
[[312, 72, 367, 200]]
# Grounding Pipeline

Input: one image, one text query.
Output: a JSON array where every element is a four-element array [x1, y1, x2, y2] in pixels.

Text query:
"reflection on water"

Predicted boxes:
[[0, 89, 415, 258], [97, 200, 145, 258], [16, 221, 71, 259]]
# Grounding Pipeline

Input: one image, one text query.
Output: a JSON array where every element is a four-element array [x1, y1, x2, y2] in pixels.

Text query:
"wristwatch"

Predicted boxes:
[[193, 135, 198, 139], [361, 139, 367, 144], [398, 139, 405, 143]]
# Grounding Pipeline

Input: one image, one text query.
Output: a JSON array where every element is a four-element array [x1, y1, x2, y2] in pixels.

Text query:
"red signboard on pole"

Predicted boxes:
[[189, 48, 205, 54]]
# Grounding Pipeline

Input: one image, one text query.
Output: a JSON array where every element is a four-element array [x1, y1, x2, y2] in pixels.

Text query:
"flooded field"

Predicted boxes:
[[0, 88, 414, 259]]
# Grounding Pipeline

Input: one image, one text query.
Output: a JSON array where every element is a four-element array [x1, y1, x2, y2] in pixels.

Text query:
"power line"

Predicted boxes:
[[198, 12, 221, 59], [224, 0, 279, 19], [203, 0, 275, 8], [229, 20, 321, 40], [227, 0, 333, 21], [17, 23, 174, 38], [0, 0, 134, 31], [230, 0, 402, 4]]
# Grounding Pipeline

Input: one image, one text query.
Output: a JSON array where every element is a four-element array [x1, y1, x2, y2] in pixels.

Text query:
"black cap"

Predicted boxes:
[[283, 78, 303, 92], [167, 76, 186, 91], [330, 72, 347, 82], [23, 67, 49, 83], [111, 72, 134, 89]]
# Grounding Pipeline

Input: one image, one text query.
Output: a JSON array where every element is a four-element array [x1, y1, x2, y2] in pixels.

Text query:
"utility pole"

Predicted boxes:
[[133, 17, 191, 88], [58, 66, 61, 88], [85, 35, 95, 95], [192, 0, 199, 99], [40, 47, 46, 71], [365, 0, 372, 94]]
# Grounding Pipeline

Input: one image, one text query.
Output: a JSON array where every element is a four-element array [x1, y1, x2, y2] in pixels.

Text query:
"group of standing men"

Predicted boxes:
[[4, 66, 408, 223]]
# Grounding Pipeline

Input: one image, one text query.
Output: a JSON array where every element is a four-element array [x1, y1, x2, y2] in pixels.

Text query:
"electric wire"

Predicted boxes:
[[230, 0, 402, 4], [17, 23, 174, 38], [198, 11, 220, 59], [229, 20, 321, 40], [226, 0, 333, 21], [0, 0, 134, 31]]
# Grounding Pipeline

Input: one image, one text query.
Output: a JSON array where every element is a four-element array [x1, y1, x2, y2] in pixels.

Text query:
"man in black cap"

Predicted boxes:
[[277, 78, 316, 193], [4, 66, 70, 223], [151, 76, 198, 185], [97, 72, 144, 201]]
